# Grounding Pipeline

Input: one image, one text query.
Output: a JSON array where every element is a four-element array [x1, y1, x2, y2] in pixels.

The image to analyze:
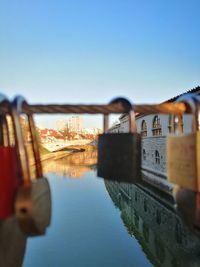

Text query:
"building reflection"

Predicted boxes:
[[105, 179, 200, 267], [43, 150, 97, 178]]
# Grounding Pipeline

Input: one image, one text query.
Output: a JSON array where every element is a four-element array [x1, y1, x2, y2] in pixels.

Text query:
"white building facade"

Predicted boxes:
[[109, 87, 200, 178]]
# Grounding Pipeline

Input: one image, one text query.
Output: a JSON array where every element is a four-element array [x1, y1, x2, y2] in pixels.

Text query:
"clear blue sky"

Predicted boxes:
[[0, 0, 200, 128]]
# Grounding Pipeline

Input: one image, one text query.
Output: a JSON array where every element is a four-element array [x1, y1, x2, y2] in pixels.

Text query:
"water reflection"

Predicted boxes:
[[43, 150, 97, 178], [105, 180, 200, 267], [20, 151, 200, 267], [23, 152, 152, 267]]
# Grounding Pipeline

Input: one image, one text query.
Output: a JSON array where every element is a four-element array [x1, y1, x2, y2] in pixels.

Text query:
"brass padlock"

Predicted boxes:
[[11, 96, 51, 236], [167, 93, 200, 191], [98, 97, 141, 183]]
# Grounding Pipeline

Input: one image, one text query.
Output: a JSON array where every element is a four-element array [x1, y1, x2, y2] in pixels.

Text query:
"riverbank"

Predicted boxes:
[[42, 139, 93, 152], [39, 144, 97, 164]]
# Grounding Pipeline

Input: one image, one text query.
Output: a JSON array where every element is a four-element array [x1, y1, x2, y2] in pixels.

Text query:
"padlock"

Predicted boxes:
[[11, 96, 51, 236], [0, 94, 19, 220], [167, 93, 200, 191], [98, 97, 141, 183]]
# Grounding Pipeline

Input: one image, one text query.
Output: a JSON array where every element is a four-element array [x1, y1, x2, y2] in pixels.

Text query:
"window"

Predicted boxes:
[[143, 149, 146, 160], [174, 115, 183, 133], [152, 116, 162, 136], [141, 120, 147, 136], [168, 115, 183, 133], [155, 150, 160, 164], [168, 115, 173, 133]]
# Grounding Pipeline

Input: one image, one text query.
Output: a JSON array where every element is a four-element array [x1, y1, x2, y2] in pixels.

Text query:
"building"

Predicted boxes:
[[67, 116, 83, 132], [109, 86, 200, 178], [83, 127, 102, 135], [108, 123, 120, 133]]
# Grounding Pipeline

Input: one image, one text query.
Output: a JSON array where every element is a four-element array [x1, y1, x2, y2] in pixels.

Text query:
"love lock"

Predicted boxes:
[[0, 94, 19, 220], [11, 96, 51, 236], [167, 93, 200, 231], [167, 93, 200, 191], [98, 97, 141, 183]]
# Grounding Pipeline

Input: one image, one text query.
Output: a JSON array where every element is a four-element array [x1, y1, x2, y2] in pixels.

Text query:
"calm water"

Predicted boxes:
[[22, 150, 200, 267]]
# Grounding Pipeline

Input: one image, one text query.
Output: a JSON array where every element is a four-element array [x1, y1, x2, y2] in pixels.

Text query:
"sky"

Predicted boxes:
[[0, 0, 200, 128]]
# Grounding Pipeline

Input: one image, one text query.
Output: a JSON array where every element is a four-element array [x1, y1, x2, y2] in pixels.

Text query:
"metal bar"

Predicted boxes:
[[28, 115, 43, 178], [21, 102, 188, 115], [103, 115, 109, 133]]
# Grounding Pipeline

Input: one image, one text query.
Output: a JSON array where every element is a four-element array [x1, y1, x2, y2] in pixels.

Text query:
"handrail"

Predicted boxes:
[[23, 102, 188, 115], [0, 99, 193, 116]]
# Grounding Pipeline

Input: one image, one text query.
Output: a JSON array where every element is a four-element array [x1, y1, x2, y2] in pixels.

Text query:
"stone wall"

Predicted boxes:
[[141, 136, 166, 175]]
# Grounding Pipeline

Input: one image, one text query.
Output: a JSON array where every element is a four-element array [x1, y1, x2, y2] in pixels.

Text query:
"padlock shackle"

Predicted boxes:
[[103, 97, 137, 134], [0, 94, 9, 110], [0, 116, 11, 146], [103, 115, 109, 133], [191, 95, 200, 132], [15, 96, 43, 177], [28, 115, 43, 177], [11, 96, 43, 185], [11, 97, 31, 185], [129, 109, 137, 133], [0, 94, 11, 146], [176, 93, 200, 133]]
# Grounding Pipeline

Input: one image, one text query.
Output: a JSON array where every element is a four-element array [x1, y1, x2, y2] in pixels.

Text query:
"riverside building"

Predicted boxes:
[[109, 87, 200, 179]]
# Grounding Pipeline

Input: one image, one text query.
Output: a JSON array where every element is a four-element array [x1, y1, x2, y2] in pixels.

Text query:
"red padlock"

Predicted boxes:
[[0, 95, 19, 220], [0, 146, 19, 219]]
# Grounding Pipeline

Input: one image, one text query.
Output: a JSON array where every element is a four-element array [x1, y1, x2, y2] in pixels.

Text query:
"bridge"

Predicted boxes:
[[1, 93, 200, 267], [42, 139, 92, 152]]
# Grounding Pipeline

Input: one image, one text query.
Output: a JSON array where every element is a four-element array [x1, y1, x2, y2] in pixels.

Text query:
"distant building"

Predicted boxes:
[[67, 116, 83, 132], [38, 128, 63, 143]]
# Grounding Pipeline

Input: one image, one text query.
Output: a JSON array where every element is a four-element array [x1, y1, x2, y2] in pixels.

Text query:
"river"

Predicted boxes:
[[21, 150, 200, 267]]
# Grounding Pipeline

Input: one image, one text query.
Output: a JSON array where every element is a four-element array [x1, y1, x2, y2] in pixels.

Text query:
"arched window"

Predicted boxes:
[[152, 116, 162, 136], [168, 115, 173, 133], [174, 115, 183, 134], [155, 150, 160, 164], [141, 120, 147, 136], [143, 149, 146, 160], [168, 115, 183, 133]]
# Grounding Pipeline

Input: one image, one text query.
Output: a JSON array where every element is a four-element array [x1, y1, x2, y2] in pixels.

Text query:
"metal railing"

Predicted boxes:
[[0, 100, 190, 116]]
